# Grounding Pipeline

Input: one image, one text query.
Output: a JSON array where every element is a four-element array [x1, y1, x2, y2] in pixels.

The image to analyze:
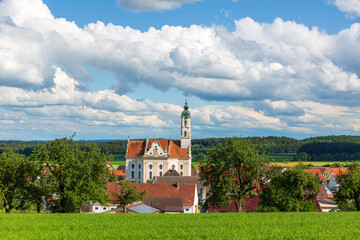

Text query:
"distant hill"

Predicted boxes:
[[1, 135, 360, 158]]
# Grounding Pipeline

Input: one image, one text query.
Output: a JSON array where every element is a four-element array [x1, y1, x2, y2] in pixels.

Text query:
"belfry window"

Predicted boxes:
[[184, 131, 187, 137]]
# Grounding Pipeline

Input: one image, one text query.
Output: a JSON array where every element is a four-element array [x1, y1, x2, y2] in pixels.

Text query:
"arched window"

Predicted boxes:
[[184, 131, 187, 137], [138, 164, 141, 169], [180, 164, 183, 170], [160, 172, 163, 177], [159, 164, 163, 170], [180, 171, 183, 176], [149, 172, 152, 179], [131, 171, 134, 179], [149, 164, 153, 170], [138, 171, 141, 179], [131, 164, 135, 169]]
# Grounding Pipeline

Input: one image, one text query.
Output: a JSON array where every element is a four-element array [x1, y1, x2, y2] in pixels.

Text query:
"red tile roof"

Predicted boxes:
[[134, 183, 196, 206], [304, 169, 327, 183], [169, 140, 189, 158], [110, 170, 126, 177], [108, 182, 196, 206], [146, 139, 170, 152], [331, 168, 347, 176], [126, 139, 190, 159], [126, 140, 146, 158]]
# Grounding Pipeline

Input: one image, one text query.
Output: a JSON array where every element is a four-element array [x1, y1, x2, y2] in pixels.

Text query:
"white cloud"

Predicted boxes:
[[332, 0, 360, 18], [116, 0, 202, 12], [0, 0, 360, 139]]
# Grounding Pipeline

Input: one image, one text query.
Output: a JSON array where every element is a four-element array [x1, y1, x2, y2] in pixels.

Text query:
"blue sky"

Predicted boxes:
[[0, 0, 359, 140]]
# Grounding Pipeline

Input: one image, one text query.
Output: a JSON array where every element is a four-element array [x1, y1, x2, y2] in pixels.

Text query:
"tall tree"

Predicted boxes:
[[30, 137, 114, 213], [0, 149, 34, 213], [110, 180, 147, 213], [258, 165, 320, 212], [199, 137, 268, 212], [334, 163, 360, 211]]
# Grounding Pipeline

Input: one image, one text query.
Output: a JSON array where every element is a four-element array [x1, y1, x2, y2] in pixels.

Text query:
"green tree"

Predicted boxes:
[[292, 152, 310, 162], [30, 137, 113, 213], [110, 180, 147, 213], [334, 163, 360, 211], [0, 149, 35, 213], [196, 152, 206, 163], [258, 164, 320, 212], [199, 137, 268, 212]]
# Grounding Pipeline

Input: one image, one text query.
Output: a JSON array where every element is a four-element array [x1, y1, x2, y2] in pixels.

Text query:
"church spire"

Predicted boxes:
[[181, 98, 191, 149]]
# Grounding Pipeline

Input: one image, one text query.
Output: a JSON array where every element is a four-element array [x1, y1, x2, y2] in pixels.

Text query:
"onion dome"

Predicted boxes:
[[181, 99, 191, 118]]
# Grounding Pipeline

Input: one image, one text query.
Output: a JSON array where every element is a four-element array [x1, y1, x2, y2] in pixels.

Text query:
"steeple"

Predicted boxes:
[[181, 98, 191, 149]]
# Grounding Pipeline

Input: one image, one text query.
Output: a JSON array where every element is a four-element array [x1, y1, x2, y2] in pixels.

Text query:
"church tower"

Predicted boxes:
[[181, 98, 191, 149]]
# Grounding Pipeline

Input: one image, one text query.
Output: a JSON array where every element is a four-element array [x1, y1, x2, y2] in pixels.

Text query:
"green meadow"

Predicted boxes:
[[0, 212, 359, 239]]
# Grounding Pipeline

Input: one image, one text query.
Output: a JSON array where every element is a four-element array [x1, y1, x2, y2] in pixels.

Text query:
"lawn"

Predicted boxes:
[[0, 212, 359, 239]]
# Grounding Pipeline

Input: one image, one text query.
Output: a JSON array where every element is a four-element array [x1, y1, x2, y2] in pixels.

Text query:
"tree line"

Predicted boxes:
[[2, 135, 360, 157]]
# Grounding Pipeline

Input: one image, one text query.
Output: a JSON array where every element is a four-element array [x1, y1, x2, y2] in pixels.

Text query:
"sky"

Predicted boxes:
[[0, 0, 360, 140]]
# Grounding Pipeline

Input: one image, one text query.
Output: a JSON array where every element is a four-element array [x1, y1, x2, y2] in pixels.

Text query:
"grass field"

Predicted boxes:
[[0, 212, 359, 239]]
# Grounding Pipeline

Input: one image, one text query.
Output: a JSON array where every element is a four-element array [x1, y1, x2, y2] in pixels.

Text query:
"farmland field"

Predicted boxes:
[[276, 161, 354, 168], [0, 212, 359, 239]]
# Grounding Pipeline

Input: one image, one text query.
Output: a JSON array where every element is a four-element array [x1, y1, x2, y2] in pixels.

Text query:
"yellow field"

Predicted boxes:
[[276, 162, 347, 168]]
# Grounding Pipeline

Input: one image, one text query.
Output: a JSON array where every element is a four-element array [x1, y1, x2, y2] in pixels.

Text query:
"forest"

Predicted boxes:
[[1, 135, 360, 162]]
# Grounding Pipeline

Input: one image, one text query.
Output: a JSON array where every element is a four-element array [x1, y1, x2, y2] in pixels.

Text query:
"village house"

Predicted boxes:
[[134, 183, 199, 213]]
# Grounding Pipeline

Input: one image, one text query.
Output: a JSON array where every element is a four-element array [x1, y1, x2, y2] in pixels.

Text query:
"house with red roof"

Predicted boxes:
[[107, 182, 199, 213], [110, 170, 126, 180], [125, 100, 192, 183], [304, 169, 327, 184]]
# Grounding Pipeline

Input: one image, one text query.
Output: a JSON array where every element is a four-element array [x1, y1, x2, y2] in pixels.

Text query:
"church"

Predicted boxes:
[[125, 100, 192, 183]]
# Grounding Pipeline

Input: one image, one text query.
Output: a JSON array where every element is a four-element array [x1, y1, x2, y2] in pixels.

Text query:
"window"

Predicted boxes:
[[180, 164, 183, 170], [149, 164, 153, 170], [95, 207, 98, 210], [138, 164, 141, 169], [159, 165, 163, 170], [103, 207, 107, 210], [186, 209, 189, 211], [131, 171, 134, 179], [184, 131, 187, 137], [180, 171, 183, 176], [131, 164, 135, 169], [138, 171, 141, 179], [160, 172, 163, 176], [149, 172, 152, 179]]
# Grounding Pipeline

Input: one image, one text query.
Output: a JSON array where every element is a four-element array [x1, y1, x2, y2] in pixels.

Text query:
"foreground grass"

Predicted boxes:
[[0, 212, 359, 239]]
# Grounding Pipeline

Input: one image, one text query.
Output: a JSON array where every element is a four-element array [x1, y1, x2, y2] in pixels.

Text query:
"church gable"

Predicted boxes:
[[144, 140, 168, 157]]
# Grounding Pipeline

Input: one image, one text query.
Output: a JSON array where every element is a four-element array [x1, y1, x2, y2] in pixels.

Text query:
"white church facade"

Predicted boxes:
[[125, 100, 192, 183]]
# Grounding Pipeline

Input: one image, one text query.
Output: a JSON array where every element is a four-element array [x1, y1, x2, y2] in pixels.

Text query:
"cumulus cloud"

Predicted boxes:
[[0, 0, 360, 139], [116, 0, 202, 12], [331, 0, 360, 18], [1, 0, 360, 105]]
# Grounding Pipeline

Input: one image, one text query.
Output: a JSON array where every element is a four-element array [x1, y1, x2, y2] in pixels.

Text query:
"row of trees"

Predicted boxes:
[[0, 137, 116, 213], [199, 138, 360, 212], [3, 135, 360, 157]]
